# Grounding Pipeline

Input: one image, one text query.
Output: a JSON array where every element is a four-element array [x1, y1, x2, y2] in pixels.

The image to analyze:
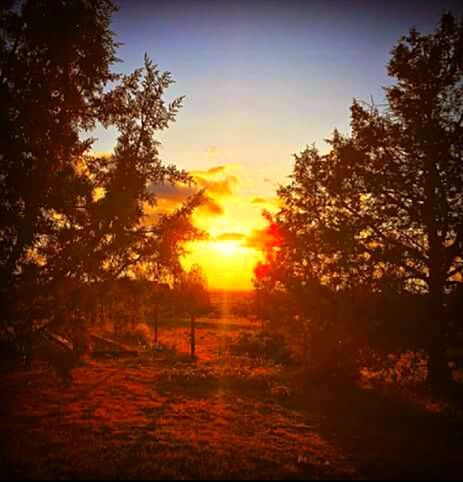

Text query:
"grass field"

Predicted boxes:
[[1, 293, 463, 479]]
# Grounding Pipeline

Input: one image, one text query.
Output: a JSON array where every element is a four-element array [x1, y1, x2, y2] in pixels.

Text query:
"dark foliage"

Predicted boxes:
[[255, 13, 463, 390], [0, 1, 204, 349], [231, 330, 295, 365]]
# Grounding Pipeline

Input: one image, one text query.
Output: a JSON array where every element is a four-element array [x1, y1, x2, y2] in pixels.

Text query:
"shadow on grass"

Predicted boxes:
[[288, 379, 463, 480]]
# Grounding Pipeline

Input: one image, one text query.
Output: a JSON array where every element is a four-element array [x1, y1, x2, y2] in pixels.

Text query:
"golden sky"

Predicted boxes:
[[91, 144, 284, 291], [153, 161, 280, 291], [93, 143, 284, 290]]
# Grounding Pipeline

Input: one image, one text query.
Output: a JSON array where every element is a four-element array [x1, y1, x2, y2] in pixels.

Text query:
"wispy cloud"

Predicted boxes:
[[250, 195, 280, 209], [215, 232, 246, 241], [149, 164, 242, 218], [191, 166, 239, 197]]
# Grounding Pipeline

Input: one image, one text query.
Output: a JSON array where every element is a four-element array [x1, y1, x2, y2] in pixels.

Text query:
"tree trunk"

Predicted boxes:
[[190, 314, 196, 358], [302, 320, 310, 373], [153, 303, 159, 347], [423, 153, 452, 392], [428, 336, 451, 392], [427, 277, 452, 391]]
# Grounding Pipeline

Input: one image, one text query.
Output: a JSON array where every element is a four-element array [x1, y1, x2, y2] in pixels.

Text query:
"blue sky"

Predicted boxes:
[[93, 0, 463, 183]]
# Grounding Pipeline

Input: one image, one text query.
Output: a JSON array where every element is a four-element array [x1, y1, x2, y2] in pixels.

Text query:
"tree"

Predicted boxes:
[[40, 54, 204, 284], [174, 265, 211, 358], [0, 1, 204, 338], [266, 13, 463, 390], [0, 0, 117, 290], [254, 220, 361, 379]]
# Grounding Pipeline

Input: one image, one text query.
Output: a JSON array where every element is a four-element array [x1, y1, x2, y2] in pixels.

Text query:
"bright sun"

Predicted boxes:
[[182, 237, 263, 291], [213, 240, 241, 257]]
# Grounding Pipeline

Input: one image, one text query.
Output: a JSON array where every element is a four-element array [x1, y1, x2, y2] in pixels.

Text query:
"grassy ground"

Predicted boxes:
[[1, 312, 462, 479]]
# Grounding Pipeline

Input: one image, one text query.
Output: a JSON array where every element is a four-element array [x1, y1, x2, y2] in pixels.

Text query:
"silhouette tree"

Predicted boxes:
[[268, 13, 463, 390], [0, 0, 117, 290], [174, 265, 211, 358], [41, 54, 204, 284], [0, 1, 203, 338]]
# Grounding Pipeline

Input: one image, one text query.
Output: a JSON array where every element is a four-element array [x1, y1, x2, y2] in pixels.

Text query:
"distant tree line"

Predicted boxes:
[[255, 13, 463, 391]]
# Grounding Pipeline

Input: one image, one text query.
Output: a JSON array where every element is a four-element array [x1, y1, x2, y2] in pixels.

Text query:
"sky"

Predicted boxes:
[[91, 0, 463, 290]]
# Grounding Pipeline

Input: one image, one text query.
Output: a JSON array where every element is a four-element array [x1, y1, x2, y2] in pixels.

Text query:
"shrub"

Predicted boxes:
[[231, 330, 295, 365], [119, 323, 152, 349]]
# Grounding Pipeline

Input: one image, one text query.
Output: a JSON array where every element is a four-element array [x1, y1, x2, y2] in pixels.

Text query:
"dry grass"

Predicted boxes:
[[0, 348, 355, 479], [1, 314, 462, 480]]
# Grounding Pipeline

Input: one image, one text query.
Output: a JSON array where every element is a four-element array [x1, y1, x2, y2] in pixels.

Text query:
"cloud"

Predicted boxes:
[[150, 181, 224, 218], [250, 196, 280, 209], [204, 166, 226, 175], [197, 176, 238, 196], [215, 232, 246, 242], [203, 198, 224, 216], [190, 166, 239, 197], [147, 164, 242, 222], [152, 182, 195, 203]]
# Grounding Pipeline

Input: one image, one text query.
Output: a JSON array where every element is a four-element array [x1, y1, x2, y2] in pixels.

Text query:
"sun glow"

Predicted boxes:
[[182, 237, 263, 291], [212, 240, 241, 257], [167, 163, 278, 291]]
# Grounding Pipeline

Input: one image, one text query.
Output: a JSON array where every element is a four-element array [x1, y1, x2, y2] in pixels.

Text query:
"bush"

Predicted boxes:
[[231, 330, 295, 365], [360, 350, 428, 386], [119, 323, 152, 349]]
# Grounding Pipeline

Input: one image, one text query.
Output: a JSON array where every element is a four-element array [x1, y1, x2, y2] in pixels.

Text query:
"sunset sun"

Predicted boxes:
[[212, 240, 241, 257]]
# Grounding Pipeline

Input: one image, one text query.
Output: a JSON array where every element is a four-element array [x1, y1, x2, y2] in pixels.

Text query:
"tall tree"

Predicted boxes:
[[267, 13, 463, 390], [0, 1, 203, 330], [0, 0, 117, 287], [40, 55, 203, 284]]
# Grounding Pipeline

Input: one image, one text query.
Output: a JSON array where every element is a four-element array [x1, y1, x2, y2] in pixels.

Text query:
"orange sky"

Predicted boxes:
[[153, 162, 280, 291], [93, 148, 282, 290]]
